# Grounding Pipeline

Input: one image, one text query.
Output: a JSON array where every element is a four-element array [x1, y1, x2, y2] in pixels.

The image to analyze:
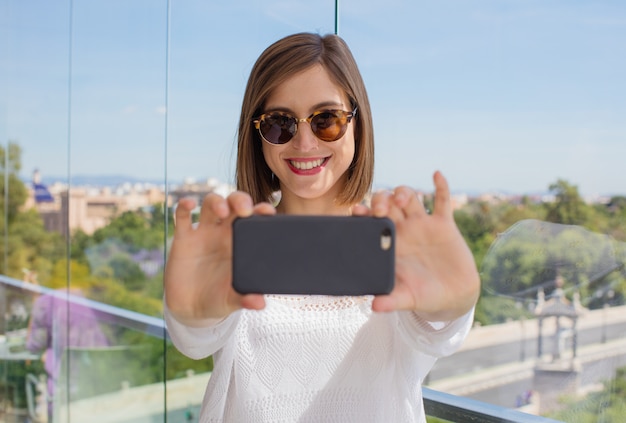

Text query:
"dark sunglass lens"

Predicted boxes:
[[260, 114, 296, 144], [311, 111, 346, 141]]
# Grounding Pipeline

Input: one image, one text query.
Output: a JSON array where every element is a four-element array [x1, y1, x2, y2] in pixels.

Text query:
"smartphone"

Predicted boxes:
[[232, 215, 395, 296]]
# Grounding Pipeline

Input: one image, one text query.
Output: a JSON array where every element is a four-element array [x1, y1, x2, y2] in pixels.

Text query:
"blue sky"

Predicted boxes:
[[3, 0, 625, 196]]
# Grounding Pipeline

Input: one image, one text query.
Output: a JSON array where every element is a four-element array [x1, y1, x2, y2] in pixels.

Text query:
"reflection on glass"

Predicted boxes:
[[480, 218, 625, 414], [26, 287, 110, 422], [428, 188, 626, 418], [1, 281, 176, 423]]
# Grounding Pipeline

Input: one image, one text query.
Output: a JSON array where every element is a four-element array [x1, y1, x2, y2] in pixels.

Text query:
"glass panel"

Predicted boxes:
[[164, 2, 336, 420], [340, 1, 626, 420], [2, 1, 71, 422], [1, 282, 169, 423], [166, 1, 337, 189], [63, 1, 169, 421]]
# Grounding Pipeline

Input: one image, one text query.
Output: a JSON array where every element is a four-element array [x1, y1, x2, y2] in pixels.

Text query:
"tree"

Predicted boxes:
[[0, 142, 63, 279], [80, 205, 167, 298], [5, 208, 65, 282], [596, 196, 626, 242], [545, 179, 590, 225], [454, 201, 497, 269], [108, 254, 147, 291], [0, 142, 29, 225], [70, 229, 91, 264], [607, 196, 626, 211], [92, 208, 164, 252]]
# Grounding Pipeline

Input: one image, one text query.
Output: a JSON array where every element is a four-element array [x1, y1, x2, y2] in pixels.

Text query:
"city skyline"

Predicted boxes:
[[25, 169, 620, 205], [4, 0, 626, 197]]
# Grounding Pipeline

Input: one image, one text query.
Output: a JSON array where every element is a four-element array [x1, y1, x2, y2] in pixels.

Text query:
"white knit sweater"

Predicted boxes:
[[165, 295, 473, 423]]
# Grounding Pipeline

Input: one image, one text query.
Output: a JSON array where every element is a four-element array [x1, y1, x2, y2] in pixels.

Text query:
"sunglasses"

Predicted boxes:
[[252, 107, 357, 145]]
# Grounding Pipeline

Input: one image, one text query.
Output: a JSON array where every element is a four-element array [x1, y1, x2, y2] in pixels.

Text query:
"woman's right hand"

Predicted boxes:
[[164, 191, 276, 326]]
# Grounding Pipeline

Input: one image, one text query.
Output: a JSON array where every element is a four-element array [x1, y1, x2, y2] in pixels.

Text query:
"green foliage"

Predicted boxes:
[[0, 142, 29, 225], [474, 295, 531, 326], [426, 417, 453, 423], [91, 208, 166, 252], [593, 196, 626, 242], [454, 203, 496, 269], [108, 254, 147, 290], [545, 179, 589, 225], [472, 178, 626, 324], [90, 332, 213, 386], [0, 143, 62, 279], [89, 277, 163, 316], [69, 204, 168, 299], [144, 270, 165, 299], [548, 366, 626, 422], [70, 229, 91, 264], [454, 200, 546, 271], [3, 141, 626, 395], [6, 211, 63, 279], [0, 360, 45, 408], [495, 200, 545, 231], [0, 144, 213, 403], [84, 238, 148, 291], [165, 342, 213, 380]]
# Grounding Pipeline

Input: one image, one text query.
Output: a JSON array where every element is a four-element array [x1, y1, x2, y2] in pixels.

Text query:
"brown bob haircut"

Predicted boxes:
[[236, 32, 374, 206]]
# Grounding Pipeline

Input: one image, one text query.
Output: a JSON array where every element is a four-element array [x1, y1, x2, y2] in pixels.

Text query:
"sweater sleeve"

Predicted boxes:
[[397, 307, 475, 358], [163, 300, 240, 360]]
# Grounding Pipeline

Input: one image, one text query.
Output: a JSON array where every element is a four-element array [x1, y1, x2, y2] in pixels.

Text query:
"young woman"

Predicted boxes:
[[164, 32, 480, 422]]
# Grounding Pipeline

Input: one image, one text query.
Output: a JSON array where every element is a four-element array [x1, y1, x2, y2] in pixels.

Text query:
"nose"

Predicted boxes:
[[291, 118, 319, 151]]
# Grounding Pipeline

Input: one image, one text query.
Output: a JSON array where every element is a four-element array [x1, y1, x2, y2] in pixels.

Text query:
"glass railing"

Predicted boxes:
[[0, 275, 170, 423], [1, 275, 570, 423], [423, 387, 563, 423]]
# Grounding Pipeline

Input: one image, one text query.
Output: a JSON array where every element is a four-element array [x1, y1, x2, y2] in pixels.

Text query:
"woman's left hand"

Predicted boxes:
[[352, 171, 480, 321]]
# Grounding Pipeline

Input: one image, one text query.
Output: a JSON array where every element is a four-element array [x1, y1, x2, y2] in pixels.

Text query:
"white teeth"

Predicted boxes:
[[290, 158, 324, 170]]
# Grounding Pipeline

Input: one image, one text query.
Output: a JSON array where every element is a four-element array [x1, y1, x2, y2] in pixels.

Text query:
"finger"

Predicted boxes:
[[373, 189, 406, 223], [371, 294, 394, 312], [198, 193, 230, 227], [253, 202, 277, 216], [224, 290, 266, 314], [370, 190, 393, 217], [226, 191, 255, 220], [239, 294, 266, 311], [172, 198, 197, 234], [432, 171, 452, 217], [386, 198, 406, 224], [393, 186, 427, 219], [371, 289, 413, 313], [351, 203, 371, 216], [372, 278, 419, 312]]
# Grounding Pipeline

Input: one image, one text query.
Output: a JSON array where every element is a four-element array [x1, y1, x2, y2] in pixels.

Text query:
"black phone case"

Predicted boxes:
[[232, 215, 395, 296]]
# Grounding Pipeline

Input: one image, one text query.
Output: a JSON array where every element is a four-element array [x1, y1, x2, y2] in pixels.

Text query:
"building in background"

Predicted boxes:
[[24, 170, 237, 236]]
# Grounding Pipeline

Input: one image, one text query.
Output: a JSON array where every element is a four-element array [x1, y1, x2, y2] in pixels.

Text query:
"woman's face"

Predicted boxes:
[[261, 64, 356, 214]]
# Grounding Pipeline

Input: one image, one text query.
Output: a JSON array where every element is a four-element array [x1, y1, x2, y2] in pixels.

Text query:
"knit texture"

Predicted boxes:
[[165, 295, 473, 423]]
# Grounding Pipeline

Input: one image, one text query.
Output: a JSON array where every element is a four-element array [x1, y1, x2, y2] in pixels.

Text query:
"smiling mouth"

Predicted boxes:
[[288, 158, 327, 170]]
